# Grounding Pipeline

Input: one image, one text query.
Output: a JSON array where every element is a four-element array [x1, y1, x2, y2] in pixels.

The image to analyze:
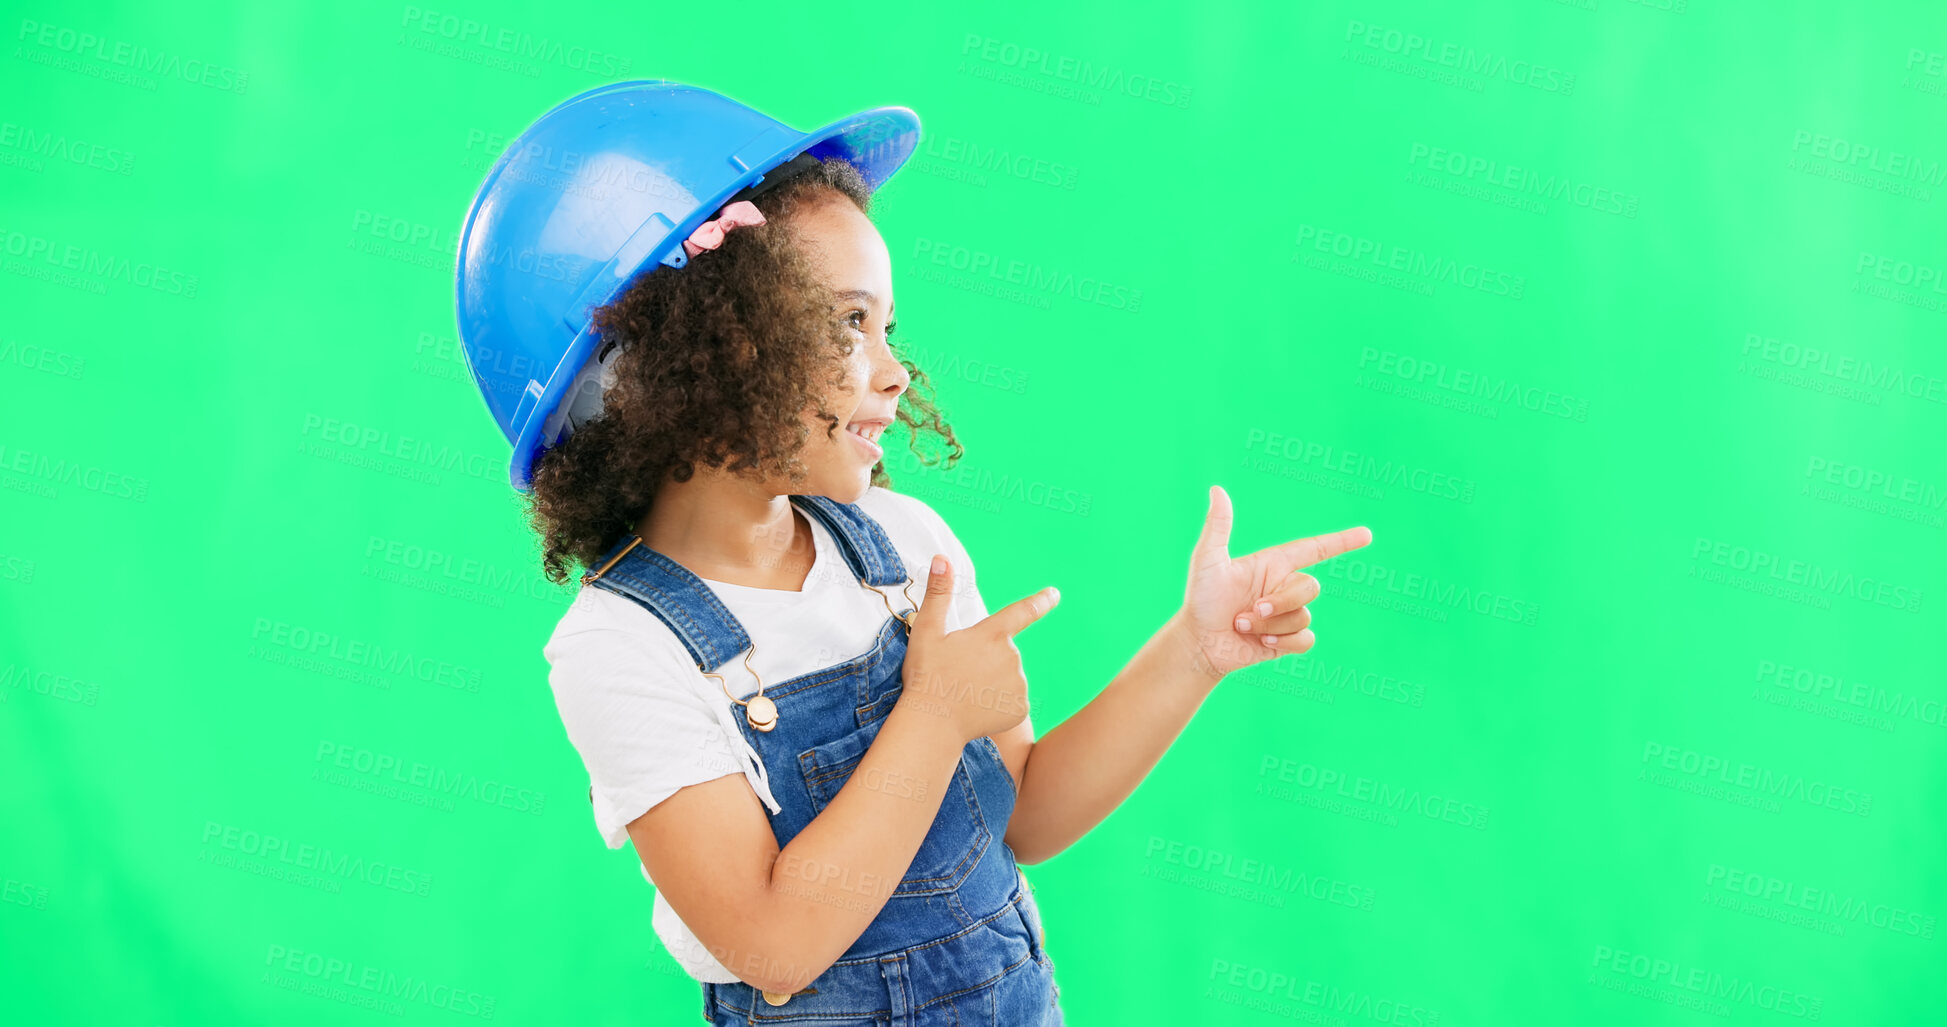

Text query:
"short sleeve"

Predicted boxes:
[[543, 608, 749, 850]]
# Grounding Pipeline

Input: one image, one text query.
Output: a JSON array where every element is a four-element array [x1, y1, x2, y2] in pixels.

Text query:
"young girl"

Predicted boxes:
[[456, 81, 1371, 1026]]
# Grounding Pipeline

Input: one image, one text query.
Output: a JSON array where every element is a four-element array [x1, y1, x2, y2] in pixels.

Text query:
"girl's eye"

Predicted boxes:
[[847, 310, 897, 342]]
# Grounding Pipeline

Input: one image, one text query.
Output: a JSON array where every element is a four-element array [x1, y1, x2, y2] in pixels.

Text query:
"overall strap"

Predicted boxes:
[[579, 493, 909, 673], [791, 493, 910, 588]]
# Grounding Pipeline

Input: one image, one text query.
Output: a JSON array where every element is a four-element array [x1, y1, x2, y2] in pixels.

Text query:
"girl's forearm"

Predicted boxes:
[[754, 698, 965, 992], [1003, 608, 1224, 864]]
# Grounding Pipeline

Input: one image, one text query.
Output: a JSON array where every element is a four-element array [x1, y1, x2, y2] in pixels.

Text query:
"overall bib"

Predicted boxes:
[[583, 493, 1063, 1026]]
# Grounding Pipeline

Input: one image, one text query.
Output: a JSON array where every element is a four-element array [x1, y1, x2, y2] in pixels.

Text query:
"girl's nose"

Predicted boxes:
[[874, 342, 911, 395]]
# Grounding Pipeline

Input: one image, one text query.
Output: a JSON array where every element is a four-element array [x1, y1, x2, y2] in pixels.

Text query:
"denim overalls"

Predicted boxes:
[[582, 493, 1063, 1026]]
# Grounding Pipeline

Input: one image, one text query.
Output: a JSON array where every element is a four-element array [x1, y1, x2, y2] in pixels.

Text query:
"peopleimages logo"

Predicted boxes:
[[1740, 332, 1947, 406], [1243, 429, 1478, 503], [0, 443, 150, 501], [1205, 958, 1441, 1026], [1257, 756, 1492, 829], [1705, 864, 1936, 937], [252, 618, 482, 694], [397, 6, 629, 77], [200, 822, 434, 896], [300, 414, 499, 485], [1690, 536, 1923, 612], [1789, 131, 1947, 186], [1588, 946, 1822, 1019], [958, 33, 1193, 108], [1640, 742, 1873, 816], [15, 19, 250, 93], [0, 224, 198, 296], [1407, 143, 1638, 217], [1294, 224, 1526, 298], [1756, 657, 1947, 729], [1315, 555, 1538, 626], [1344, 20, 1575, 94], [1357, 347, 1588, 421], [314, 742, 545, 815], [1145, 836, 1378, 911], [0, 121, 135, 175], [263, 944, 496, 1019], [910, 236, 1142, 312]]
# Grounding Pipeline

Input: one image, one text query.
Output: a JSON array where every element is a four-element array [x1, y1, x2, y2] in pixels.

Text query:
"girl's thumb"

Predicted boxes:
[[913, 554, 953, 632]]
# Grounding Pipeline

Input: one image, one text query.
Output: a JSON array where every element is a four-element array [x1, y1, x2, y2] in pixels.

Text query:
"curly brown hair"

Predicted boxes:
[[522, 156, 964, 587]]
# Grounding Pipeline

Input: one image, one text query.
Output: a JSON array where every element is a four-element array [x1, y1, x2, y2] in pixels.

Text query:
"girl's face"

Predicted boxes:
[[786, 193, 910, 503]]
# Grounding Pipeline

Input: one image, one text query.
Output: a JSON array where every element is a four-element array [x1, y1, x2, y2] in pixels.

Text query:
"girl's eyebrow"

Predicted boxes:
[[834, 288, 894, 316]]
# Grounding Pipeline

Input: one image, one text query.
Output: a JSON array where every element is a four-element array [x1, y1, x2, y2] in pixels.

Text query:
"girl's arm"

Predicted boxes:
[[629, 678, 968, 995], [627, 557, 1055, 997], [1003, 486, 1373, 864], [1002, 610, 1220, 865]]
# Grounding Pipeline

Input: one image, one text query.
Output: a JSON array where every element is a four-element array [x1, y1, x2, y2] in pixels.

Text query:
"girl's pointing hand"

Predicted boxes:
[[1178, 484, 1373, 680]]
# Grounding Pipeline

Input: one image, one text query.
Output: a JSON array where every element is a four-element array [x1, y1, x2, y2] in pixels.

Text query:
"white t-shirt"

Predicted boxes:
[[542, 485, 991, 983]]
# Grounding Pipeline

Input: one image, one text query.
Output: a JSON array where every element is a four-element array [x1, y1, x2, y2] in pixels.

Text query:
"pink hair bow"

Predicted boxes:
[[682, 200, 767, 258]]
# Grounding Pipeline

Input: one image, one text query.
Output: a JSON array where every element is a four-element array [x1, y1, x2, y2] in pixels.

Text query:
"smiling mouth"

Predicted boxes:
[[845, 418, 888, 459], [844, 419, 888, 443]]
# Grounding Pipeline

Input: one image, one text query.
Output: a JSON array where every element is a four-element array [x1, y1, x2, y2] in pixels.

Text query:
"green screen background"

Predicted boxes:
[[4, 0, 1943, 1023]]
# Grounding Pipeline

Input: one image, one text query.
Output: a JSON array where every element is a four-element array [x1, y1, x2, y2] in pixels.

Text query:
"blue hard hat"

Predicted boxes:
[[454, 80, 922, 491]]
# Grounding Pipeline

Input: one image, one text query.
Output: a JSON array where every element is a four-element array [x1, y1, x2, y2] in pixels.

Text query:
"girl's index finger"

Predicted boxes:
[[1276, 525, 1374, 570], [983, 586, 1062, 639]]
